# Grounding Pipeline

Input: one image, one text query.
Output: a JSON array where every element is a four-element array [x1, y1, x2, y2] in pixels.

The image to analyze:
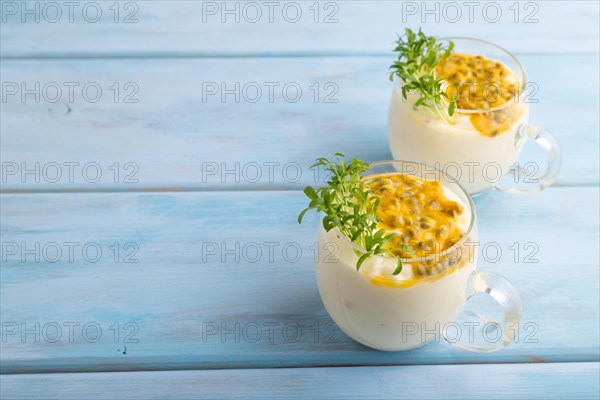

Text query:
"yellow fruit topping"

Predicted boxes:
[[436, 53, 525, 137], [364, 173, 472, 281]]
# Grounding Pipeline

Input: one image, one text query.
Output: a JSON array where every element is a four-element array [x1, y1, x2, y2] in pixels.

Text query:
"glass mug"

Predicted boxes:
[[388, 37, 561, 195], [315, 161, 522, 352]]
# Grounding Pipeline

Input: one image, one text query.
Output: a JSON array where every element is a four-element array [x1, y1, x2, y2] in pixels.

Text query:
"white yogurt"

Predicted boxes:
[[387, 86, 529, 194]]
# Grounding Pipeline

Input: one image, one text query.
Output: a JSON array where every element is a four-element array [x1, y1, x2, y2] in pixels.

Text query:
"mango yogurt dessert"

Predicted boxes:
[[387, 29, 548, 195]]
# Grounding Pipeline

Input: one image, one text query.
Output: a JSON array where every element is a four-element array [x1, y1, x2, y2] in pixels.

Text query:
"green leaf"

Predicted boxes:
[[356, 252, 371, 271], [448, 94, 458, 116], [392, 259, 403, 275], [365, 214, 378, 224], [448, 101, 456, 116], [322, 216, 332, 231], [303, 186, 318, 200], [297, 208, 311, 224], [397, 244, 416, 257]]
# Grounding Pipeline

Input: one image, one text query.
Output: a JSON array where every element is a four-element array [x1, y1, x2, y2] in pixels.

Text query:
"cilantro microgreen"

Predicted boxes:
[[389, 28, 457, 120], [298, 153, 414, 275]]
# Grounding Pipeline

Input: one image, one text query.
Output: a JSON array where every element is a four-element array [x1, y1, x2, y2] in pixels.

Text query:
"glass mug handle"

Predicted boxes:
[[495, 124, 561, 194], [442, 271, 523, 352]]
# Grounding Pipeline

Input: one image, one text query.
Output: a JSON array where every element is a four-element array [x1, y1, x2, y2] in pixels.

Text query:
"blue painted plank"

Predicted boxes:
[[1, 187, 598, 373], [1, 1, 598, 57], [1, 54, 598, 191], [1, 363, 599, 399]]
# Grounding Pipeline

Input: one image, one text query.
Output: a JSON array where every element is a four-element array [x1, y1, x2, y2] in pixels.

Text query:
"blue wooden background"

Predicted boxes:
[[1, 1, 599, 398]]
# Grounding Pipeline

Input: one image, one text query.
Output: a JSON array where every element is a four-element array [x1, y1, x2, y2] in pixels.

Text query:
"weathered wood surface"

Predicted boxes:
[[1, 363, 599, 400], [1, 1, 598, 397], [1, 55, 598, 191], [1, 187, 598, 373], [2, 1, 598, 57]]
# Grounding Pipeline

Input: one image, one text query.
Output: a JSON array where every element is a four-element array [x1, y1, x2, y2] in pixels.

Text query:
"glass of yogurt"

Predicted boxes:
[[315, 161, 522, 351], [388, 38, 561, 195]]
